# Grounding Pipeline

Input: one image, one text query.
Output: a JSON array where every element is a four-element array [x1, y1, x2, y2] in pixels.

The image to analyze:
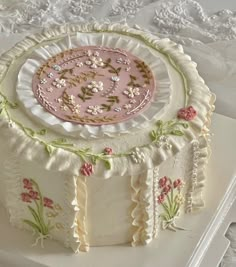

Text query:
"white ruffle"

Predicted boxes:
[[131, 170, 154, 246], [0, 22, 215, 180], [64, 175, 89, 253], [16, 32, 171, 139]]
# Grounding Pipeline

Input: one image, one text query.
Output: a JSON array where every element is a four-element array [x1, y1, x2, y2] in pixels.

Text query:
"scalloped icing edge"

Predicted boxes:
[[0, 22, 215, 180]]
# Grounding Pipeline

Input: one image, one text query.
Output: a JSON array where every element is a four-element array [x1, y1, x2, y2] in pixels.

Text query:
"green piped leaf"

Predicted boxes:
[[37, 129, 47, 135], [170, 130, 184, 136], [23, 219, 41, 233], [156, 120, 163, 127], [104, 159, 112, 170], [45, 145, 54, 155], [24, 127, 35, 137], [27, 206, 42, 228]]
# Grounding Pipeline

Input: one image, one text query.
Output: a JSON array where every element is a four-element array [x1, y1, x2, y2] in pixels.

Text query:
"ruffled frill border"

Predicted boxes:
[[0, 22, 215, 180], [64, 175, 89, 252]]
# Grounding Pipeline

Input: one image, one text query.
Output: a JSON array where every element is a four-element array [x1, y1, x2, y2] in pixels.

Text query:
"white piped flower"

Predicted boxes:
[[60, 104, 68, 111], [84, 50, 93, 57], [76, 62, 83, 67], [47, 72, 53, 78], [129, 99, 136, 104], [85, 56, 104, 69], [111, 76, 120, 82], [130, 147, 145, 164], [72, 104, 81, 114], [52, 64, 61, 71], [123, 86, 140, 98], [87, 81, 104, 93], [123, 104, 132, 109], [46, 87, 53, 92], [40, 79, 47, 84], [86, 105, 103, 116], [52, 78, 66, 88], [114, 107, 121, 112]]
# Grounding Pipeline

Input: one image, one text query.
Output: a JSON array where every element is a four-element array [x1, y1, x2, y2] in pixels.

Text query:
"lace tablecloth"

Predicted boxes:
[[0, 0, 236, 266]]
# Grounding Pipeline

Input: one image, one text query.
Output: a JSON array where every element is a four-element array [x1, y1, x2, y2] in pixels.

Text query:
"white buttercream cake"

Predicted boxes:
[[0, 23, 215, 252]]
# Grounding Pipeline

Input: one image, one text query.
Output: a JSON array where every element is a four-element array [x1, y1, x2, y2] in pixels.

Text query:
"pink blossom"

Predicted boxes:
[[21, 193, 32, 203], [43, 197, 53, 209], [173, 179, 183, 189], [158, 176, 168, 188], [104, 147, 113, 155], [157, 194, 165, 204], [23, 178, 33, 190], [80, 163, 94, 176], [162, 184, 172, 195], [29, 190, 39, 200], [177, 106, 197, 121]]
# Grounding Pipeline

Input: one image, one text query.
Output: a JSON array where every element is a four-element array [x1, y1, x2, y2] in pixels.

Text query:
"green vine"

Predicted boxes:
[[149, 120, 189, 144], [0, 28, 194, 175], [0, 100, 189, 172]]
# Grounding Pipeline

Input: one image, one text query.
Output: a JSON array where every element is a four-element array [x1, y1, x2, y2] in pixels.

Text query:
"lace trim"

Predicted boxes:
[[109, 0, 144, 18], [0, 0, 236, 44], [152, 166, 159, 238], [153, 0, 236, 43], [185, 94, 215, 212]]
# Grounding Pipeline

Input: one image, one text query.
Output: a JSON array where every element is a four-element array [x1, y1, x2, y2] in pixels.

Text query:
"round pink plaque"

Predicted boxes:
[[32, 46, 156, 125]]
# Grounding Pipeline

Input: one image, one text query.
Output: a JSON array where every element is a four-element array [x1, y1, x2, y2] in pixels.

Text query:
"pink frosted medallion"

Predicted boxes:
[[32, 46, 156, 126]]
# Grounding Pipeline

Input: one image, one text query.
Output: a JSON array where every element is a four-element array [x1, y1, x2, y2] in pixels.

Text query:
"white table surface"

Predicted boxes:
[[0, 113, 236, 267]]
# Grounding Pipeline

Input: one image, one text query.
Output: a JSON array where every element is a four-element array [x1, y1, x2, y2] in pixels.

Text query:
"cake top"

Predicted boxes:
[[32, 46, 155, 125]]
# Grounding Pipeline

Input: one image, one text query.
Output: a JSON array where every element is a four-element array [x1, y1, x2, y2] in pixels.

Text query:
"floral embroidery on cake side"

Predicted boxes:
[[157, 176, 185, 231], [20, 178, 63, 247]]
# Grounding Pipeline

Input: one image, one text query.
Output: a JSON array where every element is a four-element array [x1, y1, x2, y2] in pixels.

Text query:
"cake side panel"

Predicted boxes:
[[0, 133, 81, 251], [86, 174, 133, 246]]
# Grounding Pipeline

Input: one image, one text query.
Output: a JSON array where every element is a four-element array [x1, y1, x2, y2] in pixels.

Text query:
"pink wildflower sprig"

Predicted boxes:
[[20, 178, 56, 238], [23, 178, 33, 190], [43, 197, 54, 209], [157, 177, 185, 231]]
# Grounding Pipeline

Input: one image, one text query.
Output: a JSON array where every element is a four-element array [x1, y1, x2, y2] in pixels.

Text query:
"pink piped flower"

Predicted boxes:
[[29, 190, 39, 200], [173, 179, 184, 189], [104, 147, 113, 155], [157, 194, 165, 204], [158, 176, 168, 188], [43, 197, 53, 209], [162, 184, 172, 195], [21, 193, 32, 203], [80, 163, 94, 176], [177, 106, 197, 121], [23, 178, 33, 190]]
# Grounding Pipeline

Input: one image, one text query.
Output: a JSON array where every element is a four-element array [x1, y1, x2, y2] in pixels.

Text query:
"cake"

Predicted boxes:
[[0, 23, 215, 252]]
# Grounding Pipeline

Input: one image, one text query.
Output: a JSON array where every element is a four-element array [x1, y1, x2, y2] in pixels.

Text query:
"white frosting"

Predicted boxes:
[[0, 22, 215, 252]]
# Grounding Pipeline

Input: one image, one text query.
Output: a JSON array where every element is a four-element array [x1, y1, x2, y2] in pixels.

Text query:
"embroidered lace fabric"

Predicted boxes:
[[0, 0, 236, 265]]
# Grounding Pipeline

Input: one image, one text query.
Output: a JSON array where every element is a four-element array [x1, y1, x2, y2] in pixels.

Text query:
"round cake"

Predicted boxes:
[[0, 23, 215, 252]]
